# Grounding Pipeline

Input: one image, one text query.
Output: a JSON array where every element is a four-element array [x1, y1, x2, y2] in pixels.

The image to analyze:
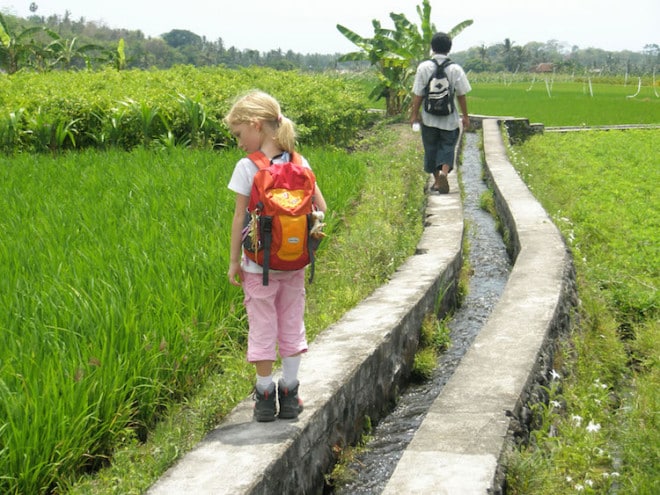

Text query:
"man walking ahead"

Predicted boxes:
[[410, 32, 471, 194]]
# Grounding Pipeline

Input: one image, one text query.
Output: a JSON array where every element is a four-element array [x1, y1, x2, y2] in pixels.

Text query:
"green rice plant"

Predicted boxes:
[[0, 108, 26, 152], [469, 81, 660, 126], [53, 117, 79, 151], [176, 93, 213, 148], [25, 107, 79, 153], [87, 106, 127, 149], [0, 147, 237, 492], [156, 129, 189, 150], [27, 106, 54, 152], [119, 98, 164, 148]]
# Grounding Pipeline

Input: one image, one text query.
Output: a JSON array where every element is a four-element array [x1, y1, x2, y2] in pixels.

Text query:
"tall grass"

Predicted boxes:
[[0, 145, 369, 493], [505, 129, 659, 494]]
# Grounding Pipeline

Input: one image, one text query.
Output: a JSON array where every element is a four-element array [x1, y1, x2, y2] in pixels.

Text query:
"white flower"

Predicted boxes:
[[586, 420, 601, 433], [566, 476, 573, 482], [551, 400, 561, 408], [586, 479, 594, 487], [575, 484, 585, 491], [593, 379, 608, 390], [571, 415, 583, 426], [611, 472, 620, 477], [550, 369, 561, 380]]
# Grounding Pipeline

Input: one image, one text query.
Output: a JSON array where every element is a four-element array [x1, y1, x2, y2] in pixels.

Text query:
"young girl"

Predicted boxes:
[[225, 90, 327, 422]]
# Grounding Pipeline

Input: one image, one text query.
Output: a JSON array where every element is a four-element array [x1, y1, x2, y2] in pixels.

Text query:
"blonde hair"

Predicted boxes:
[[224, 90, 297, 153]]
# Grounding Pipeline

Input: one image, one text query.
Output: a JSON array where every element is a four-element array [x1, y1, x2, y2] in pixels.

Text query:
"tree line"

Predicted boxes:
[[1, 7, 657, 76], [0, 10, 345, 73], [457, 38, 659, 75]]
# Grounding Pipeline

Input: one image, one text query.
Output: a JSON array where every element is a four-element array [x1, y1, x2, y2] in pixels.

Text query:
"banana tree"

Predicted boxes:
[[337, 0, 472, 116], [0, 13, 44, 74], [45, 34, 105, 70]]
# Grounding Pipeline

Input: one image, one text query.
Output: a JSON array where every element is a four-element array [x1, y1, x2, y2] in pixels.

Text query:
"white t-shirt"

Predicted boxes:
[[412, 54, 472, 130], [227, 152, 312, 274]]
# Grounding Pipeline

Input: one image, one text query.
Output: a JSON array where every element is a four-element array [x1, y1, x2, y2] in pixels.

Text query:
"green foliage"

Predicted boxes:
[[412, 348, 437, 380], [337, 0, 472, 116], [116, 38, 126, 71], [0, 11, 345, 72], [412, 312, 451, 381], [0, 13, 48, 74], [0, 66, 374, 153], [506, 129, 659, 494]]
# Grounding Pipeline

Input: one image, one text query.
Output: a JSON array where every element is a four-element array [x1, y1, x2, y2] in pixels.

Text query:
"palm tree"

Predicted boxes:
[[337, 0, 472, 116]]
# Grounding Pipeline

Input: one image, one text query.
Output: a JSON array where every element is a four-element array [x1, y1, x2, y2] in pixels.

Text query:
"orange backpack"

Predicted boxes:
[[242, 151, 322, 285]]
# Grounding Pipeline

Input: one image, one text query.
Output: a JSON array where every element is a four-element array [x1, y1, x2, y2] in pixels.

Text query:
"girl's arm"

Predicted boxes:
[[228, 193, 249, 286], [313, 183, 327, 213]]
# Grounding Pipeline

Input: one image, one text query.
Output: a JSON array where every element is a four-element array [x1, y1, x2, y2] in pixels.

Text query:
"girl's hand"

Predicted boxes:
[[228, 261, 243, 286]]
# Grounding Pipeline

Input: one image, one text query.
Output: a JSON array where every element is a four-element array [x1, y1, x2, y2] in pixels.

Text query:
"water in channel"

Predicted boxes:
[[332, 131, 512, 494]]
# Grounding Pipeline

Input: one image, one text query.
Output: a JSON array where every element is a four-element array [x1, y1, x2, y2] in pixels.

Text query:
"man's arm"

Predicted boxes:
[[457, 94, 470, 130], [410, 94, 423, 125]]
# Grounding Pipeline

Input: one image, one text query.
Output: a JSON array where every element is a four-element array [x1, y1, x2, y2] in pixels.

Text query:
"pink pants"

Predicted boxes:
[[243, 270, 308, 362]]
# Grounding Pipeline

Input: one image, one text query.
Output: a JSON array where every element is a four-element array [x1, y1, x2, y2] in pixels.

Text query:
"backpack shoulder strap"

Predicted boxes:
[[431, 58, 452, 70], [289, 151, 303, 166], [248, 150, 303, 168], [247, 150, 271, 170]]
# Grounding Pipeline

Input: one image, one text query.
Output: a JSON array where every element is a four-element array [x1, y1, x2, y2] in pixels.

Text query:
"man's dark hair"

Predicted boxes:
[[431, 32, 452, 54]]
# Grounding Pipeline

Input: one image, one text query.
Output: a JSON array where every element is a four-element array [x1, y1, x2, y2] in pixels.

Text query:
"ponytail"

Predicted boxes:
[[274, 116, 296, 154], [224, 90, 297, 153]]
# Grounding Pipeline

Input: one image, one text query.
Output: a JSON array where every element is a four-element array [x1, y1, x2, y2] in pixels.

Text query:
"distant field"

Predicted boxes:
[[468, 80, 660, 126]]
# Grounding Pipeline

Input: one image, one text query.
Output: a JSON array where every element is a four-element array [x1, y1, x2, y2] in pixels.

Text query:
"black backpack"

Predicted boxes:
[[423, 59, 455, 116]]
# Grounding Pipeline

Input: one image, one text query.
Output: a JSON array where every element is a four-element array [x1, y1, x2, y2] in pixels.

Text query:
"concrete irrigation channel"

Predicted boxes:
[[334, 130, 511, 494], [147, 119, 578, 494]]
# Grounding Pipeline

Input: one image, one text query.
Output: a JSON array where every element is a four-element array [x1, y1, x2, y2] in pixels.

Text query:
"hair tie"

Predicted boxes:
[[277, 114, 283, 124]]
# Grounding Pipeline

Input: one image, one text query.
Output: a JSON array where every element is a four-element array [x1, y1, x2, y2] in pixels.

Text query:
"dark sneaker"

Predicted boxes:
[[253, 382, 276, 422], [437, 173, 450, 194], [277, 379, 303, 419]]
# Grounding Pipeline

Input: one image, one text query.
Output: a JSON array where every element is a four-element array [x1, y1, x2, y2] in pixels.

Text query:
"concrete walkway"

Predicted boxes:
[[147, 119, 576, 494]]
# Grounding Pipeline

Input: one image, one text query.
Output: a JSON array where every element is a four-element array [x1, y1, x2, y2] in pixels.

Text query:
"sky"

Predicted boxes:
[[1, 0, 658, 54]]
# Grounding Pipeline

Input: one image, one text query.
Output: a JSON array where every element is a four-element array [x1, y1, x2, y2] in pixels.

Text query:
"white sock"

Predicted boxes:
[[281, 355, 301, 387], [256, 374, 274, 392]]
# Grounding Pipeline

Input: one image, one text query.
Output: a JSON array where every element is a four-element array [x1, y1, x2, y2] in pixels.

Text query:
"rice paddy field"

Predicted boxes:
[[468, 76, 660, 126], [0, 67, 658, 493], [0, 143, 371, 493]]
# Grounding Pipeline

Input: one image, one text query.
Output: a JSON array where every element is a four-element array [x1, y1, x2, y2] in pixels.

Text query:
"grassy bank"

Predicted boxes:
[[505, 129, 659, 494]]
